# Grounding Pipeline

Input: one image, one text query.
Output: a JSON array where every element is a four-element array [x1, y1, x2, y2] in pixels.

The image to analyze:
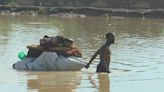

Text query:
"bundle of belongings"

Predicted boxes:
[[13, 35, 85, 71]]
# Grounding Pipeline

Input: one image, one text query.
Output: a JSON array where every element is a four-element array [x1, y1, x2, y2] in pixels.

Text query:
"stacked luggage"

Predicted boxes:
[[13, 35, 85, 71]]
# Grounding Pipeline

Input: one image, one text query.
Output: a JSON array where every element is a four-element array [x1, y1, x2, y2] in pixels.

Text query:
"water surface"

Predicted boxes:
[[0, 15, 164, 92]]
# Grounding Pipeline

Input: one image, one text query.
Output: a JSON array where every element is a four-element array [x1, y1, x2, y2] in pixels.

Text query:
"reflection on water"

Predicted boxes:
[[0, 15, 164, 92], [98, 74, 110, 92], [26, 72, 110, 92], [27, 72, 81, 92]]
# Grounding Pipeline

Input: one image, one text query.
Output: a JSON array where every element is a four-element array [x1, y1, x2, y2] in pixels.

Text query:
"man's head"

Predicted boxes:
[[106, 32, 115, 44]]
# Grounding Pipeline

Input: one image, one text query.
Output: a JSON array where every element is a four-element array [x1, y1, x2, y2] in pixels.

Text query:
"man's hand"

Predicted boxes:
[[85, 63, 90, 69]]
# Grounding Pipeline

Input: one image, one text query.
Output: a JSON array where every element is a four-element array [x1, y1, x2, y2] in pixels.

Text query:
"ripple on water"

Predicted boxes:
[[0, 16, 164, 92]]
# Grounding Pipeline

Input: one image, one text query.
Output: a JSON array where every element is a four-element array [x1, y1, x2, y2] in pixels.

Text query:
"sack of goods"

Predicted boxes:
[[13, 35, 85, 71]]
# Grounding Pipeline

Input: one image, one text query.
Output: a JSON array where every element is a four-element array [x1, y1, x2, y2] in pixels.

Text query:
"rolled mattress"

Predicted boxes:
[[13, 52, 85, 71]]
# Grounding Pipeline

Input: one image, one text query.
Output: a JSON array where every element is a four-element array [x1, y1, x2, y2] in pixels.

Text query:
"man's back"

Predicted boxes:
[[99, 44, 111, 65]]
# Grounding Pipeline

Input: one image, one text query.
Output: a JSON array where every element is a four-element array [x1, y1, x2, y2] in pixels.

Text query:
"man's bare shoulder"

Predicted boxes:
[[98, 44, 108, 52]]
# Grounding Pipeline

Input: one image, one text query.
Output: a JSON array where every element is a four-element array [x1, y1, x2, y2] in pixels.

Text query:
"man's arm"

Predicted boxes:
[[85, 49, 99, 69]]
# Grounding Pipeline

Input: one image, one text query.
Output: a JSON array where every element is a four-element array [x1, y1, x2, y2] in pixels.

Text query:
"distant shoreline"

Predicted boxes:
[[1, 5, 164, 18]]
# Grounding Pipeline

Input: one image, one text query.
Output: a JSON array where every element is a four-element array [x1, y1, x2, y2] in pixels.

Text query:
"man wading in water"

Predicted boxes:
[[85, 33, 115, 73]]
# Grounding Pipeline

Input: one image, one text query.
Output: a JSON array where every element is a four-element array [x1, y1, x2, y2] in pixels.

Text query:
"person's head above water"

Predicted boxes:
[[106, 32, 115, 44]]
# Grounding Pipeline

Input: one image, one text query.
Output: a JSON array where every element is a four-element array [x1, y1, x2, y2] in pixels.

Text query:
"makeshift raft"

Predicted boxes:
[[13, 35, 85, 71], [13, 52, 85, 71]]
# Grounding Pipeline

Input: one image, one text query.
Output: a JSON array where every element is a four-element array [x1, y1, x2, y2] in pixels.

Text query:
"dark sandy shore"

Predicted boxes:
[[1, 5, 164, 18]]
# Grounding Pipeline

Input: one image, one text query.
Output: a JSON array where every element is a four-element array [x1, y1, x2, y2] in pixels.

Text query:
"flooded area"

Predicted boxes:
[[0, 15, 164, 92]]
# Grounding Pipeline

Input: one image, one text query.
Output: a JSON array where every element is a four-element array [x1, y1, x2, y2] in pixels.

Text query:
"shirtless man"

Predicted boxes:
[[85, 33, 115, 73]]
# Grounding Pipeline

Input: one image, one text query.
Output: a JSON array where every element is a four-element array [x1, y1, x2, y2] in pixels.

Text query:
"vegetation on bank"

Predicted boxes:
[[0, 0, 16, 5], [1, 0, 164, 18]]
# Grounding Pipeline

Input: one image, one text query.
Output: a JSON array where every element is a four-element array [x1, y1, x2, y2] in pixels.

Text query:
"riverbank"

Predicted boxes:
[[1, 5, 164, 18]]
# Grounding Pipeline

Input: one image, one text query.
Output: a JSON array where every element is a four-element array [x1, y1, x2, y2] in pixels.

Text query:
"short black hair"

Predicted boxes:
[[106, 32, 114, 39]]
